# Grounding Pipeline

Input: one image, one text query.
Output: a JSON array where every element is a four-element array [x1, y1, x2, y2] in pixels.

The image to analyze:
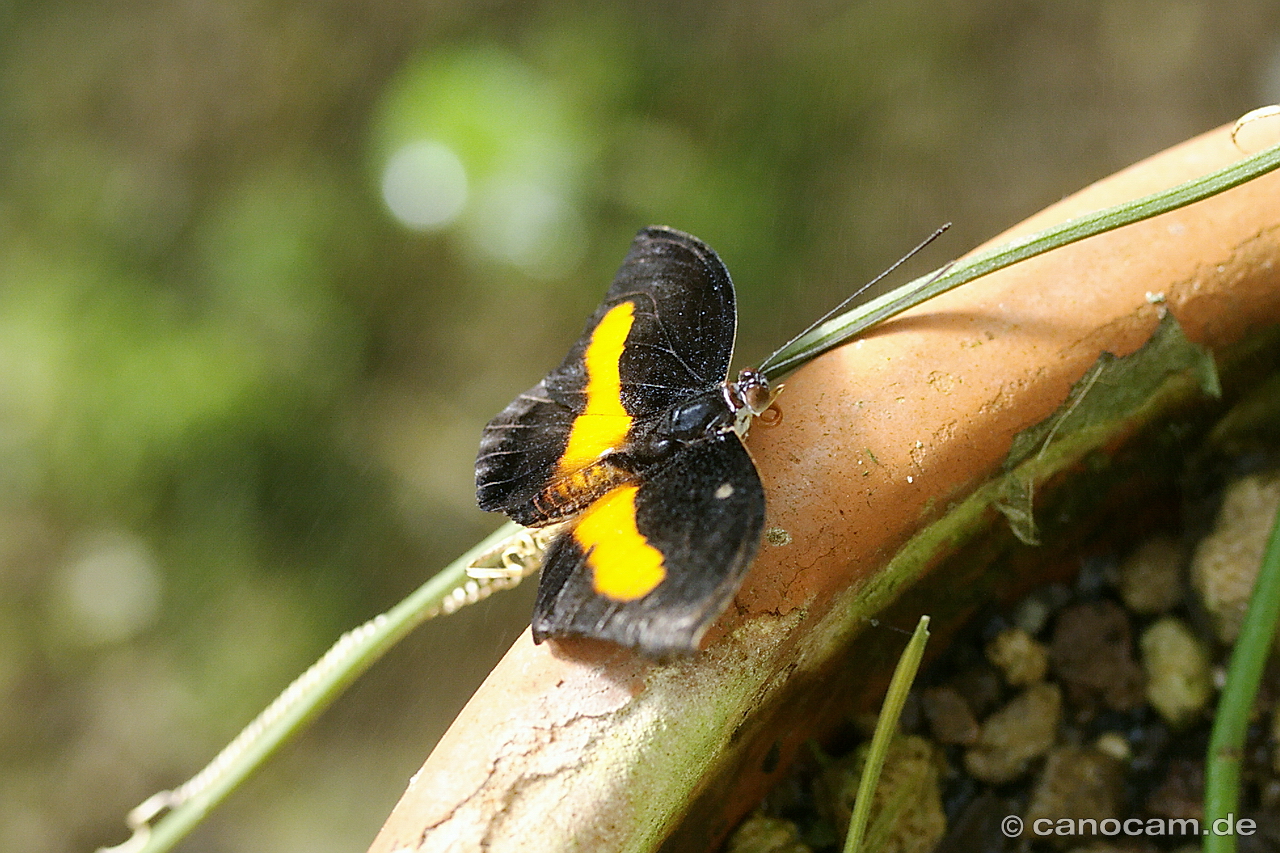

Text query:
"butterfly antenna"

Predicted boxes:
[[758, 223, 951, 375]]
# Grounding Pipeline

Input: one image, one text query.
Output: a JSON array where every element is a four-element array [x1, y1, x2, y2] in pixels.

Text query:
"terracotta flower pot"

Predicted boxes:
[[368, 121, 1280, 853]]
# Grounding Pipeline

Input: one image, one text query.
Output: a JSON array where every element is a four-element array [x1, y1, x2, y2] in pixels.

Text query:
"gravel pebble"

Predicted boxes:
[[1116, 535, 1185, 615], [949, 663, 1003, 719], [1144, 758, 1204, 821], [727, 814, 813, 853], [1140, 616, 1213, 729], [921, 685, 979, 745], [986, 626, 1049, 687], [816, 735, 946, 853], [1092, 732, 1131, 762], [964, 683, 1062, 784], [1050, 601, 1145, 713], [1190, 472, 1280, 646], [1024, 746, 1125, 846]]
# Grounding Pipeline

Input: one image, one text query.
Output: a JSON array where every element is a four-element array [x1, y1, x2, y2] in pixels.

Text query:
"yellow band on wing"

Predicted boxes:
[[575, 485, 666, 601], [557, 302, 635, 474]]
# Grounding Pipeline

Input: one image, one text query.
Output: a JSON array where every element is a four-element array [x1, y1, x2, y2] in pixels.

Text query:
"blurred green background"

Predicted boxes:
[[2, 2, 1277, 851]]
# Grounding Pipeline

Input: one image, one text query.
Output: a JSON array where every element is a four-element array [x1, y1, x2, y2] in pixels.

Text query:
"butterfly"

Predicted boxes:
[[475, 227, 776, 655], [476, 225, 945, 655]]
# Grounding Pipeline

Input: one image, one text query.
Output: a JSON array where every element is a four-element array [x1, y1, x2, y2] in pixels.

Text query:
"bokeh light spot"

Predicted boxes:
[[54, 530, 162, 646], [381, 140, 468, 230], [470, 179, 585, 279]]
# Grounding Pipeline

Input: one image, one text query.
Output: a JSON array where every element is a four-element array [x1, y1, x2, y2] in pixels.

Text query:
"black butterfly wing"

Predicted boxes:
[[605, 226, 738, 414], [531, 433, 765, 656], [476, 227, 738, 527]]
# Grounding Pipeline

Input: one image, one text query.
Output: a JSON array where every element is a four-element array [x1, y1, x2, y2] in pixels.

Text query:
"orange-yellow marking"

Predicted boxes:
[[574, 485, 665, 601], [557, 302, 635, 474]]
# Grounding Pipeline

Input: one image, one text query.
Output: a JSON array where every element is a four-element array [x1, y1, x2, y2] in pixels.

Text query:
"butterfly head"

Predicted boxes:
[[724, 367, 778, 437]]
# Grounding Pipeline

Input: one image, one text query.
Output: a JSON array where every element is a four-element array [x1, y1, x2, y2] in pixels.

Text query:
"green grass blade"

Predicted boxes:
[[100, 522, 525, 853], [760, 139, 1280, 382], [1203, 504, 1280, 853], [842, 615, 931, 853]]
